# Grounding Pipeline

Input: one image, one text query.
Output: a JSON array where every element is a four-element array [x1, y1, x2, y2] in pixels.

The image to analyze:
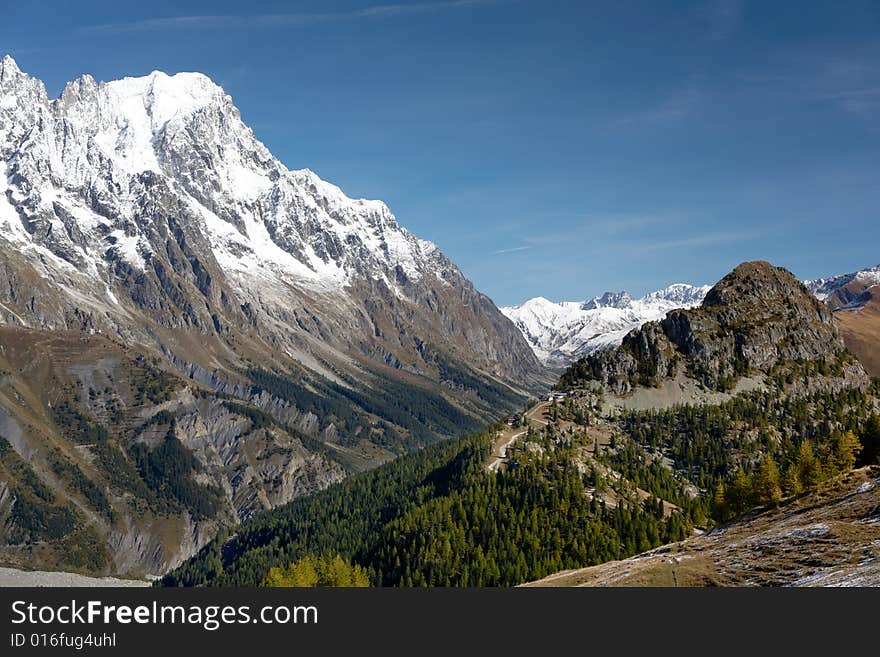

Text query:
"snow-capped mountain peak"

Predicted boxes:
[[643, 283, 710, 305], [0, 58, 546, 391], [1, 54, 19, 75], [0, 58, 455, 301], [501, 284, 711, 366], [804, 264, 880, 310]]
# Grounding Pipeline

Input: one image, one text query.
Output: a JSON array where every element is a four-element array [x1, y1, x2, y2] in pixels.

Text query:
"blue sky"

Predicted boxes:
[[2, 0, 879, 305]]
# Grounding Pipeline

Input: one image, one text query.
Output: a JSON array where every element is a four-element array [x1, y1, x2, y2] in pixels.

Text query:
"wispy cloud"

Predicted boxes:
[[627, 231, 757, 253], [747, 49, 880, 129], [614, 88, 702, 126], [516, 212, 684, 248], [573, 212, 680, 234], [491, 245, 533, 255], [812, 57, 880, 123], [737, 72, 793, 85], [78, 0, 505, 35]]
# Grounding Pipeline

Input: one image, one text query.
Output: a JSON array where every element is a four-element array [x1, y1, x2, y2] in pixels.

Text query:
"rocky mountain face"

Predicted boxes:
[[0, 56, 540, 387], [0, 57, 545, 577], [0, 326, 348, 575], [833, 290, 880, 377], [560, 261, 870, 396], [501, 284, 710, 367]]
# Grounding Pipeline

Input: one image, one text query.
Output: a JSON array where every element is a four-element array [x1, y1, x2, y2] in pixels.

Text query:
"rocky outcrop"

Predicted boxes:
[[561, 261, 870, 395]]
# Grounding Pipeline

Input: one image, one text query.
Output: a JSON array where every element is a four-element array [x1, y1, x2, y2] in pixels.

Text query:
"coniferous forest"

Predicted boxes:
[[160, 380, 880, 588], [160, 422, 688, 587]]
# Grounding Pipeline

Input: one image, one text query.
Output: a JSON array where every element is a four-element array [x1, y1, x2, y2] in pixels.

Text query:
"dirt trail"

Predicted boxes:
[[486, 401, 550, 472]]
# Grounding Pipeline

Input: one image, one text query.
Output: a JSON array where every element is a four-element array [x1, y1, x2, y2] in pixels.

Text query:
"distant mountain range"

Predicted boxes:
[[501, 284, 711, 366], [504, 264, 880, 369]]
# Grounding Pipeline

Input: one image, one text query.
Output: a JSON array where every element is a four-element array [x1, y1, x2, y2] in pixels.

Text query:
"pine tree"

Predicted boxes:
[[727, 467, 753, 515], [711, 482, 728, 521], [833, 431, 862, 473], [796, 441, 822, 489], [755, 458, 782, 506], [782, 463, 802, 497]]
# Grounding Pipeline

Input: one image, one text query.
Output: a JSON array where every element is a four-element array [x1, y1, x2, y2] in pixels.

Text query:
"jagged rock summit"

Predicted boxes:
[[561, 261, 869, 395]]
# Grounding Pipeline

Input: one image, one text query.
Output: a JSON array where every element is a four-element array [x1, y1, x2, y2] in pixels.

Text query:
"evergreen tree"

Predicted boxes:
[[711, 482, 727, 521], [782, 464, 802, 497], [754, 458, 782, 506], [796, 441, 822, 489], [832, 431, 862, 473], [727, 468, 753, 516]]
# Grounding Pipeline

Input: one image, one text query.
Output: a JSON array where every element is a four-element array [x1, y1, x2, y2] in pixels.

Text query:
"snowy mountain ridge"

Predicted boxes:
[[805, 265, 880, 309], [0, 55, 445, 301], [501, 283, 711, 366]]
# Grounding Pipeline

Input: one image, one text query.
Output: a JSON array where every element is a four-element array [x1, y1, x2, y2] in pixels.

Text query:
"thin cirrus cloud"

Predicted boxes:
[[491, 245, 534, 256], [736, 45, 880, 125], [614, 88, 703, 127], [77, 0, 507, 35], [518, 212, 684, 248], [626, 231, 759, 254]]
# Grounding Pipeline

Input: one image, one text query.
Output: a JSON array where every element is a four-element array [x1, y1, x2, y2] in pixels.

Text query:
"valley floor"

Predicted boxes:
[[524, 466, 880, 587], [0, 567, 151, 587]]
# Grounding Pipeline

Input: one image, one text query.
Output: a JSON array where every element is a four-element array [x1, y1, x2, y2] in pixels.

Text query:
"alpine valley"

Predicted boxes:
[[2, 57, 879, 588], [165, 261, 880, 588]]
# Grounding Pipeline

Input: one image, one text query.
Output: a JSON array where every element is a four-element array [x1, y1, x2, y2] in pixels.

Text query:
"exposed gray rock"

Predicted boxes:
[[562, 262, 870, 395]]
